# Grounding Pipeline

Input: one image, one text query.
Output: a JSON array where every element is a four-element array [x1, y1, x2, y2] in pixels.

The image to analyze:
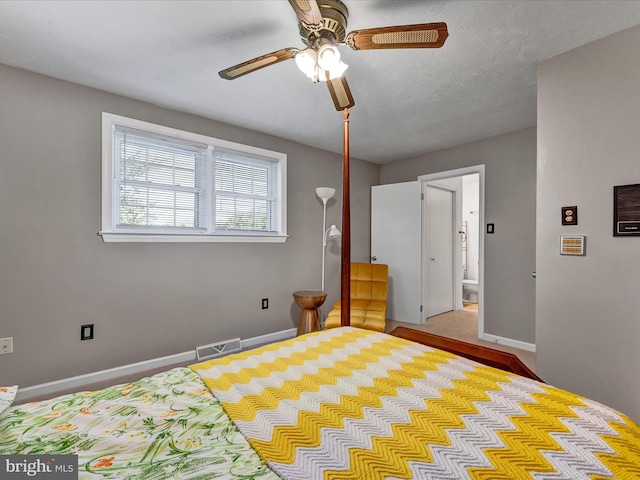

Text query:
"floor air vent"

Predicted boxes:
[[196, 338, 242, 361]]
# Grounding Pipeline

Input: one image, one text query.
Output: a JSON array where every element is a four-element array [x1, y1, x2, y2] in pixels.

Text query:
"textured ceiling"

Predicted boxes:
[[1, 1, 639, 164]]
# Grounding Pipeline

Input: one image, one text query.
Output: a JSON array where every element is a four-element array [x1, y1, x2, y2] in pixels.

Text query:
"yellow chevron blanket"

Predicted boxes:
[[190, 327, 640, 480]]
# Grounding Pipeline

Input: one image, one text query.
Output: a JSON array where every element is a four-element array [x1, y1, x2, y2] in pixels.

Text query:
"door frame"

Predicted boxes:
[[418, 165, 485, 340]]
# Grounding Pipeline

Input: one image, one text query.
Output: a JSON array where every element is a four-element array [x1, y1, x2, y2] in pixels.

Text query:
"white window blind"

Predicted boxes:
[[214, 147, 280, 233], [114, 127, 208, 232], [101, 113, 287, 243]]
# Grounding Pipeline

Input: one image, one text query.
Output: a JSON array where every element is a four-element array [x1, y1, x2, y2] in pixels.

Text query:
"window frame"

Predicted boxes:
[[100, 112, 288, 243]]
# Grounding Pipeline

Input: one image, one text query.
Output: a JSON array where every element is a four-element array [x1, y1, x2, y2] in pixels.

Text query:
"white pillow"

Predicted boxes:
[[0, 385, 18, 415]]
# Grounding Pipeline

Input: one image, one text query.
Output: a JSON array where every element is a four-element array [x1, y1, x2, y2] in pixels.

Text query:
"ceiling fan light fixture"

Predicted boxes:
[[317, 42, 348, 80], [327, 59, 348, 80], [317, 43, 340, 70], [295, 48, 318, 79], [296, 43, 348, 82], [220, 0, 448, 110]]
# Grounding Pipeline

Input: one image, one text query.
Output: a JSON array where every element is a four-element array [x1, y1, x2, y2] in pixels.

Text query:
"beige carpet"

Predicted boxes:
[[463, 301, 478, 312], [386, 309, 536, 373]]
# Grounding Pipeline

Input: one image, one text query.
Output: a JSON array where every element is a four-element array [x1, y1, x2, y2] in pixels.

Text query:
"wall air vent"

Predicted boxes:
[[195, 338, 242, 361]]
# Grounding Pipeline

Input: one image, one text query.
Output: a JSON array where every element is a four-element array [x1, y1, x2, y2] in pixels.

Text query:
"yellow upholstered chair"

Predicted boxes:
[[325, 263, 388, 332]]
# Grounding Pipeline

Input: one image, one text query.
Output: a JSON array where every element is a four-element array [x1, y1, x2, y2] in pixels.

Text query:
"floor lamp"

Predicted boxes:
[[316, 187, 340, 322]]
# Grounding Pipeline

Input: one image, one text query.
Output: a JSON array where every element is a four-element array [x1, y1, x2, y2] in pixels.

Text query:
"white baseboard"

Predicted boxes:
[[242, 328, 297, 349], [482, 333, 536, 353], [15, 327, 297, 403]]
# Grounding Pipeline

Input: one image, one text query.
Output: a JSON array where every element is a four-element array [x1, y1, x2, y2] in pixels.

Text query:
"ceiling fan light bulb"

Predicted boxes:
[[328, 60, 348, 79], [317, 44, 341, 71], [295, 48, 317, 78]]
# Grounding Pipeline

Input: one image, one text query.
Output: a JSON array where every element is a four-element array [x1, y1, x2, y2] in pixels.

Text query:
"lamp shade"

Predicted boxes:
[[328, 59, 348, 80], [327, 224, 341, 239], [316, 187, 336, 202], [317, 44, 340, 71], [323, 224, 341, 248], [295, 48, 318, 79]]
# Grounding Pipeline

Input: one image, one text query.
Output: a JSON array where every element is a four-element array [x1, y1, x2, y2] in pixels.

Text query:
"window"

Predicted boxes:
[[101, 113, 287, 243]]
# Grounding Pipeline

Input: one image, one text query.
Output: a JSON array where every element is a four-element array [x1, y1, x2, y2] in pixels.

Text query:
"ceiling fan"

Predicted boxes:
[[219, 0, 448, 111]]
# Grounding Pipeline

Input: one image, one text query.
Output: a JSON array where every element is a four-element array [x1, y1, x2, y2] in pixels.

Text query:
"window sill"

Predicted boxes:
[[99, 232, 288, 243]]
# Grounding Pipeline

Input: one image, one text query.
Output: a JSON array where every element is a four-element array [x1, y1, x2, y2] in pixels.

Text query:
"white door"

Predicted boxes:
[[425, 184, 454, 317], [371, 182, 422, 324]]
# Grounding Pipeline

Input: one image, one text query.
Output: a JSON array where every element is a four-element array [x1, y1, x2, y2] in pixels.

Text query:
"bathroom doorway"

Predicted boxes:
[[461, 173, 480, 311], [419, 165, 484, 339]]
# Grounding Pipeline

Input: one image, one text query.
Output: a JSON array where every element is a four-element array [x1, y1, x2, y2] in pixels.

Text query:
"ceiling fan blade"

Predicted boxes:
[[345, 22, 448, 50], [288, 0, 323, 27], [326, 76, 355, 111], [219, 48, 299, 80]]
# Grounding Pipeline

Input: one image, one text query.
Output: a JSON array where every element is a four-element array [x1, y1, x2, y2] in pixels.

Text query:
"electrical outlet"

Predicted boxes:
[[0, 337, 13, 355], [262, 298, 269, 309]]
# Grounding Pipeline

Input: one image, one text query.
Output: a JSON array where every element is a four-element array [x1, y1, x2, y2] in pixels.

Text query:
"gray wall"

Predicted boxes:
[[380, 128, 537, 344], [537, 25, 640, 422], [0, 64, 379, 387]]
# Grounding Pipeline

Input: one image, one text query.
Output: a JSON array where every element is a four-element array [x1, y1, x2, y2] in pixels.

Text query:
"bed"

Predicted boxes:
[[2, 326, 639, 479]]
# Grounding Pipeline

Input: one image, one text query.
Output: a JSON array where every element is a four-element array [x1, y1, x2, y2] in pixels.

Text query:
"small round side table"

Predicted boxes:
[[292, 290, 327, 336]]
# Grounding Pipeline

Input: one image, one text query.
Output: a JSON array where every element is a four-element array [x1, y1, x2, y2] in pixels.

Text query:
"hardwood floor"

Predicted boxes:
[[386, 309, 536, 373]]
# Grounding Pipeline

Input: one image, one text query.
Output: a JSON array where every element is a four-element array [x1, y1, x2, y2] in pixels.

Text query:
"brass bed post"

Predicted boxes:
[[341, 108, 351, 327]]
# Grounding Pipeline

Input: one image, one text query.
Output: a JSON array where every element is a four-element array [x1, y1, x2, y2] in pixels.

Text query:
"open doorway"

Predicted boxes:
[[461, 174, 480, 311], [419, 165, 485, 340]]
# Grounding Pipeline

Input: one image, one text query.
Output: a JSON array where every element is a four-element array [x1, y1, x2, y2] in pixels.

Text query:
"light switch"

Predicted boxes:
[[81, 324, 94, 340]]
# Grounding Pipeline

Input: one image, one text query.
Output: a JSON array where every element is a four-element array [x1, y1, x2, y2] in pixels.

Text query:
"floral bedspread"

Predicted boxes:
[[0, 367, 280, 479]]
